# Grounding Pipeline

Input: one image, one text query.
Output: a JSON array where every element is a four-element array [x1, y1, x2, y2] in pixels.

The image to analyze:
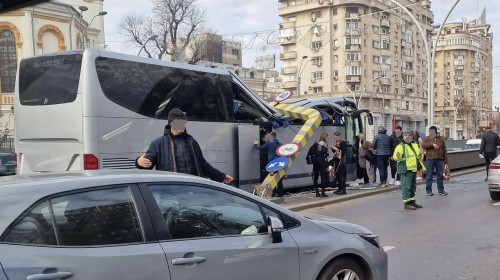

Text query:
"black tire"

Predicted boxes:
[[490, 191, 500, 201], [319, 257, 366, 280]]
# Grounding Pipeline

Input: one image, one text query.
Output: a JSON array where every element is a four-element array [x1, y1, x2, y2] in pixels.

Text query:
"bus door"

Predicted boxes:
[[237, 124, 261, 192]]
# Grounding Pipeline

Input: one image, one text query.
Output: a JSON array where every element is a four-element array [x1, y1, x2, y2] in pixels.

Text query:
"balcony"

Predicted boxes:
[[381, 18, 390, 27], [279, 21, 296, 29], [348, 60, 360, 67], [454, 75, 464, 80], [345, 44, 361, 51], [474, 67, 480, 73], [345, 13, 361, 19], [346, 75, 361, 82], [280, 51, 297, 60], [380, 49, 391, 56], [380, 33, 390, 41], [345, 29, 361, 36], [281, 66, 298, 75], [402, 68, 413, 75], [283, 81, 298, 89], [380, 78, 391, 85], [279, 37, 297, 45], [455, 65, 464, 70]]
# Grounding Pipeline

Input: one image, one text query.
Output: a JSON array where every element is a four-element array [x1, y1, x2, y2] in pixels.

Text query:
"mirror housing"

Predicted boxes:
[[267, 216, 284, 243]]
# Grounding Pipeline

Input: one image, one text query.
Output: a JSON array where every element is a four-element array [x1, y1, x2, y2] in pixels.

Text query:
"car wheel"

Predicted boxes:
[[319, 257, 366, 280], [490, 191, 500, 201]]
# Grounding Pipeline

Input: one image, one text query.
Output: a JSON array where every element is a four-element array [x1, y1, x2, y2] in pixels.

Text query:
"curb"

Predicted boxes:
[[281, 166, 484, 212]]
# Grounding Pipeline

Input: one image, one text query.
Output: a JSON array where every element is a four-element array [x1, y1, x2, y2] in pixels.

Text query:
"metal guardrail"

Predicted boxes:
[[446, 147, 500, 170]]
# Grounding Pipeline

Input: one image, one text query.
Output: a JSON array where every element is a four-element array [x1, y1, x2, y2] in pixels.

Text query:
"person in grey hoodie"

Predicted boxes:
[[372, 126, 392, 187]]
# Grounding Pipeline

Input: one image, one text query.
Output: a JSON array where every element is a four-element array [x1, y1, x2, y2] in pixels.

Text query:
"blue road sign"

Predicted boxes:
[[265, 156, 290, 172]]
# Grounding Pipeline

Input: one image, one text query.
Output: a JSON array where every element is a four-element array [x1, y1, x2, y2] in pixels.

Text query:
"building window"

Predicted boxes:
[[250, 72, 255, 78], [333, 8, 337, 15], [313, 87, 323, 94], [311, 41, 322, 50], [312, 72, 323, 79], [0, 30, 17, 93], [231, 49, 239, 57], [334, 55, 338, 62]]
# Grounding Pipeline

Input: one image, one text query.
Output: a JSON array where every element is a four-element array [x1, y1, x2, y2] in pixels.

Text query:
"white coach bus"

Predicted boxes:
[[14, 49, 371, 191]]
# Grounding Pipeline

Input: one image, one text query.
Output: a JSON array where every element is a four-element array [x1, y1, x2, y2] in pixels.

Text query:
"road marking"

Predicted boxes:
[[383, 246, 395, 252], [493, 202, 500, 206]]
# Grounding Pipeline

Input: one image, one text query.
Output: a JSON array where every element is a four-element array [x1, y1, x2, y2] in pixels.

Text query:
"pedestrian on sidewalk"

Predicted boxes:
[[356, 133, 370, 185], [480, 126, 500, 181], [354, 133, 369, 185], [393, 131, 426, 210], [413, 130, 424, 180], [372, 126, 391, 188], [422, 126, 448, 196], [389, 126, 403, 186], [361, 140, 376, 185], [254, 132, 284, 197], [331, 131, 347, 195], [312, 133, 330, 197], [136, 108, 233, 184]]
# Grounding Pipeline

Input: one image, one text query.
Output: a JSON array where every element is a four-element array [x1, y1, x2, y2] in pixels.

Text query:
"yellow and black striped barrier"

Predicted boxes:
[[260, 102, 321, 193]]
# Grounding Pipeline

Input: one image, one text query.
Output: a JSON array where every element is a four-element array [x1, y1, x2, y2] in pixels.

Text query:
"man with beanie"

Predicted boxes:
[[136, 108, 233, 184], [372, 126, 391, 188], [480, 126, 500, 181], [422, 125, 448, 196], [253, 132, 284, 197], [393, 131, 426, 210]]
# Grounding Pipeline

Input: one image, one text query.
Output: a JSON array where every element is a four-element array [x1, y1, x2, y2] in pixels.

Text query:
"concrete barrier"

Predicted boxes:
[[446, 147, 500, 170]]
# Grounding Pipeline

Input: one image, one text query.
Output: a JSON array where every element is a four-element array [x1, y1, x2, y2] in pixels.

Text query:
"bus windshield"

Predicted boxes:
[[18, 53, 82, 106]]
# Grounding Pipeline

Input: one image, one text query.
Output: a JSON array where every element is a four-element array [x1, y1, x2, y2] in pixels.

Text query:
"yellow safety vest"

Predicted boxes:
[[392, 142, 426, 173]]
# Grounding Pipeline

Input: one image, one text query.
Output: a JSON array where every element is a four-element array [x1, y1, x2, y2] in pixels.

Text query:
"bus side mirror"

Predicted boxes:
[[367, 112, 374, 125]]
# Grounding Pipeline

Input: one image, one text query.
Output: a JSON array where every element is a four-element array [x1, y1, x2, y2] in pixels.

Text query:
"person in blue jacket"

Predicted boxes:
[[254, 132, 284, 197]]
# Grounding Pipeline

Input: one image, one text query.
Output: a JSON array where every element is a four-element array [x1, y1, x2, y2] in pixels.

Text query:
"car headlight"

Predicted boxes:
[[359, 234, 381, 249]]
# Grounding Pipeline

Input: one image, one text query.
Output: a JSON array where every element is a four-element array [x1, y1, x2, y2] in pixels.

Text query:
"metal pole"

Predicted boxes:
[[431, 0, 462, 126], [337, 80, 356, 101], [137, 34, 159, 56], [385, 0, 461, 127], [357, 76, 382, 105], [297, 56, 308, 97]]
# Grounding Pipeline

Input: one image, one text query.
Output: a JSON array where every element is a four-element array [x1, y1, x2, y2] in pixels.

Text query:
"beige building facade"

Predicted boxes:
[[278, 0, 434, 139], [0, 0, 106, 148], [433, 20, 493, 139]]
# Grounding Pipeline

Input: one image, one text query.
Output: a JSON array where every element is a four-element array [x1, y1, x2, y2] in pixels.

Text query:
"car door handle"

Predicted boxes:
[[27, 271, 73, 280], [171, 256, 207, 265]]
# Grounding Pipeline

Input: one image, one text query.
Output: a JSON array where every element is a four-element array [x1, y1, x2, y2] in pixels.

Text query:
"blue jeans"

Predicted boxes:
[[377, 155, 390, 183], [425, 159, 444, 193]]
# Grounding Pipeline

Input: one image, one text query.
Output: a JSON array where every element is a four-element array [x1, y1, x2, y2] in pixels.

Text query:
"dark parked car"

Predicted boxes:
[[0, 153, 15, 176]]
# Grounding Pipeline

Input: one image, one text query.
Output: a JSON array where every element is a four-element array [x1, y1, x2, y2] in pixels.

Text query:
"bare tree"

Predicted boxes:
[[119, 0, 216, 63]]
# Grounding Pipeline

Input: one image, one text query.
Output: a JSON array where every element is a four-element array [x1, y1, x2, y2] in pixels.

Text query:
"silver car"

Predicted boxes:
[[0, 170, 387, 280], [487, 154, 500, 200]]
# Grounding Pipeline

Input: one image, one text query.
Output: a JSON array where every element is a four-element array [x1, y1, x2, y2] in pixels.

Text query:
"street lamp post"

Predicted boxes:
[[78, 6, 88, 49], [82, 11, 107, 49], [297, 56, 309, 97], [385, 0, 461, 126], [337, 75, 382, 105], [438, 93, 473, 139], [137, 34, 159, 56]]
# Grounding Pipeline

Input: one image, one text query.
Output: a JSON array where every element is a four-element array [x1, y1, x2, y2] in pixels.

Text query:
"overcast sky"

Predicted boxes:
[[103, 0, 499, 104]]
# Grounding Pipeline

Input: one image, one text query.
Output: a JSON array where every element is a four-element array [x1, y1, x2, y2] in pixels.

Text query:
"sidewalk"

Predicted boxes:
[[271, 167, 483, 211]]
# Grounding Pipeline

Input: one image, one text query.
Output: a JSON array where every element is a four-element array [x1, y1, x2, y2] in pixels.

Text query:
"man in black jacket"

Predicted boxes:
[[480, 127, 500, 181], [136, 108, 233, 184], [389, 126, 403, 185]]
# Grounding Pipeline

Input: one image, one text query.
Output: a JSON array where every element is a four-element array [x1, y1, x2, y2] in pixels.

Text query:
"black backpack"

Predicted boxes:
[[306, 143, 317, 165]]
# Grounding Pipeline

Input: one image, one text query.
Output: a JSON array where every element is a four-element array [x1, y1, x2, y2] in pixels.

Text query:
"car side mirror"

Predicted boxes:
[[267, 216, 284, 243]]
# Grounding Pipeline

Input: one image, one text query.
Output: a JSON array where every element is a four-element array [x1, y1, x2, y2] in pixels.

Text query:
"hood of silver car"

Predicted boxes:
[[302, 213, 372, 235]]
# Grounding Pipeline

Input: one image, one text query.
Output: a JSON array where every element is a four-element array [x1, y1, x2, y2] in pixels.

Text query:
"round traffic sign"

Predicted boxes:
[[274, 91, 292, 103], [265, 156, 290, 172], [276, 142, 301, 157]]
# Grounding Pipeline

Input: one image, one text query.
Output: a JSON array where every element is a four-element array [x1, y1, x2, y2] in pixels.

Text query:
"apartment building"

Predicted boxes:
[[433, 19, 493, 139], [278, 0, 434, 138]]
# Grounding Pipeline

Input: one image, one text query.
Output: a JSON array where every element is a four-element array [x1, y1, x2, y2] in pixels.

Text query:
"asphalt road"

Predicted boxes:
[[300, 170, 500, 280]]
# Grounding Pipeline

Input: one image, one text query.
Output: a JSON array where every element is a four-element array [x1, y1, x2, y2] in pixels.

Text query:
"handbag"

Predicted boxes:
[[443, 165, 451, 181], [328, 158, 340, 182]]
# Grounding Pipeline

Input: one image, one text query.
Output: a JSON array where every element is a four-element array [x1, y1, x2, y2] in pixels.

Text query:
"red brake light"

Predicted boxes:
[[84, 154, 99, 170], [490, 162, 500, 170]]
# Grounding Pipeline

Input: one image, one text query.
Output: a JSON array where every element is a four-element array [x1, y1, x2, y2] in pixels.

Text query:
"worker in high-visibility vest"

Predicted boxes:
[[393, 131, 427, 210]]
